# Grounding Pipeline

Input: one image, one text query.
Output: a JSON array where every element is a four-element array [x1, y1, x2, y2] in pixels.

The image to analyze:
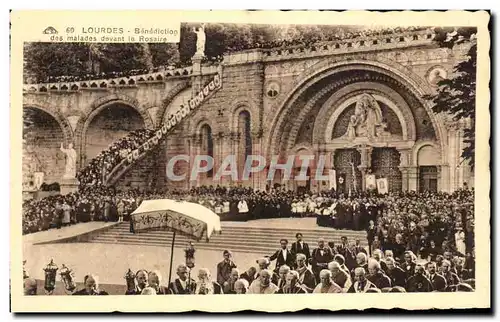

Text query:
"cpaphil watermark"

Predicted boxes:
[[166, 154, 331, 181]]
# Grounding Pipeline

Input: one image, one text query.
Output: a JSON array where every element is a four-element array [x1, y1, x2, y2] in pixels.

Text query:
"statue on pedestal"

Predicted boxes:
[[192, 24, 206, 57], [60, 143, 77, 179]]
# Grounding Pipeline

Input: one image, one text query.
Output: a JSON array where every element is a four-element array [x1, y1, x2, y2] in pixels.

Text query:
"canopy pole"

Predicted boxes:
[[168, 231, 176, 288]]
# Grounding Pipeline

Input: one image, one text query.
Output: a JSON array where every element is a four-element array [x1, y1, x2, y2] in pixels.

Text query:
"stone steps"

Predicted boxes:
[[87, 222, 367, 255]]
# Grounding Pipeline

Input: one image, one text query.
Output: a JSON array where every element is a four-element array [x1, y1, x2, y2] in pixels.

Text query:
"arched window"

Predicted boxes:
[[200, 124, 214, 177], [238, 111, 252, 179]]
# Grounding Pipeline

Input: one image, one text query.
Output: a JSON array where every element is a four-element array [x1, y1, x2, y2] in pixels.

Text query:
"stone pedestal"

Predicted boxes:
[[22, 190, 36, 201], [60, 178, 79, 195], [191, 55, 203, 98]]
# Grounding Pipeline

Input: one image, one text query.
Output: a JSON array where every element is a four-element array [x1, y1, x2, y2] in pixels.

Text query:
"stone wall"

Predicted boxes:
[[84, 104, 145, 163], [22, 35, 475, 192], [113, 145, 167, 191], [23, 108, 66, 184]]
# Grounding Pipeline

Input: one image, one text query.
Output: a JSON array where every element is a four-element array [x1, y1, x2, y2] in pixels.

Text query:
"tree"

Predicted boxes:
[[424, 27, 477, 169], [23, 43, 89, 82], [149, 43, 180, 67]]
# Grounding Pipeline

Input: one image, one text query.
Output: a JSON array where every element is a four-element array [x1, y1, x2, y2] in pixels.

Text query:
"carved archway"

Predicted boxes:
[[23, 104, 73, 144], [288, 81, 417, 152], [75, 94, 153, 166], [315, 89, 417, 152], [155, 80, 191, 127], [266, 58, 445, 159]]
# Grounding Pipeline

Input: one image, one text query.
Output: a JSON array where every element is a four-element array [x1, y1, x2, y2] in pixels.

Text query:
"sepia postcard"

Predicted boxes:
[[10, 10, 490, 312]]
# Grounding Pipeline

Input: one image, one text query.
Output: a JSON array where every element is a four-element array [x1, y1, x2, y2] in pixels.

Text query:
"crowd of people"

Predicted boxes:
[[22, 186, 162, 234], [35, 63, 194, 84], [24, 232, 475, 296], [224, 26, 430, 53], [24, 183, 474, 266], [76, 129, 156, 187], [171, 186, 475, 258]]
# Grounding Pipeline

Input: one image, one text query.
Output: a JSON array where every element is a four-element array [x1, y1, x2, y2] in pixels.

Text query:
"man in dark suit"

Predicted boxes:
[[354, 239, 368, 256], [311, 238, 335, 281], [168, 264, 196, 295], [385, 257, 407, 288], [427, 261, 447, 292], [216, 250, 237, 286], [291, 233, 311, 265], [441, 259, 460, 290], [337, 236, 356, 271], [269, 239, 295, 273]]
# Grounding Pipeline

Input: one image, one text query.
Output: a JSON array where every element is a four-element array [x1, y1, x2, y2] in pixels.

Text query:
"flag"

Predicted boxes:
[[351, 161, 357, 192], [337, 173, 346, 193], [33, 172, 44, 190], [329, 169, 337, 191], [376, 178, 389, 195], [365, 174, 376, 191]]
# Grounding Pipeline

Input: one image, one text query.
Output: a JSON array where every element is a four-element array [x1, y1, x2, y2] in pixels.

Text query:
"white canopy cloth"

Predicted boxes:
[[130, 199, 222, 241]]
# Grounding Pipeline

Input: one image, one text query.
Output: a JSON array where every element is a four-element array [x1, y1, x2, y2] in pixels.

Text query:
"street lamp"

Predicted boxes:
[[43, 259, 58, 295], [59, 264, 77, 295], [184, 242, 196, 292]]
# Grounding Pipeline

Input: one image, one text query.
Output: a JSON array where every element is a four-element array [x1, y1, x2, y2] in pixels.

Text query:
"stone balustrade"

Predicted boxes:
[[224, 29, 436, 65], [22, 65, 221, 94], [23, 29, 435, 92], [103, 72, 223, 186]]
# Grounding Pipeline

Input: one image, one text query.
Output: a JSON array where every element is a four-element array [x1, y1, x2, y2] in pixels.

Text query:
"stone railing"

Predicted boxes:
[[22, 65, 220, 94], [104, 73, 223, 186], [223, 29, 436, 65]]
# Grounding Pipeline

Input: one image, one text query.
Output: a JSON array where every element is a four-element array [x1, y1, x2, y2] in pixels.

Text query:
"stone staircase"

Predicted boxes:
[[88, 221, 368, 255], [103, 72, 222, 187]]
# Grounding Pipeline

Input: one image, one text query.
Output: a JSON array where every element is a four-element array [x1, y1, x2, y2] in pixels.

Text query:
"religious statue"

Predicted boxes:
[[192, 24, 206, 57], [343, 93, 391, 141], [60, 142, 77, 179]]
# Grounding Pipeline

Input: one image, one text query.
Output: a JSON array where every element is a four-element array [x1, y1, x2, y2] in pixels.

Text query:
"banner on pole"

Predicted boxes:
[[33, 172, 44, 189], [366, 174, 376, 190], [376, 178, 389, 195]]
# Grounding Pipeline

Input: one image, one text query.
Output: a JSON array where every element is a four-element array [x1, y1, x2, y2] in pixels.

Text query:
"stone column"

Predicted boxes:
[[192, 134, 202, 188], [213, 131, 225, 187], [251, 130, 265, 191], [356, 145, 373, 191], [446, 121, 459, 191], [440, 164, 451, 193], [324, 149, 335, 190], [397, 148, 412, 191], [191, 56, 203, 96], [436, 165, 442, 191], [407, 167, 419, 192]]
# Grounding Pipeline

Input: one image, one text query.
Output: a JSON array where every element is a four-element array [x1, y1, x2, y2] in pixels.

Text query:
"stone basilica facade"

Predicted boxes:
[[22, 28, 474, 193]]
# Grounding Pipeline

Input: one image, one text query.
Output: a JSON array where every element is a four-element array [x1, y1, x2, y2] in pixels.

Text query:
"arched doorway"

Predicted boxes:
[[84, 103, 145, 164], [417, 145, 440, 192], [23, 107, 67, 185], [200, 124, 214, 180]]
